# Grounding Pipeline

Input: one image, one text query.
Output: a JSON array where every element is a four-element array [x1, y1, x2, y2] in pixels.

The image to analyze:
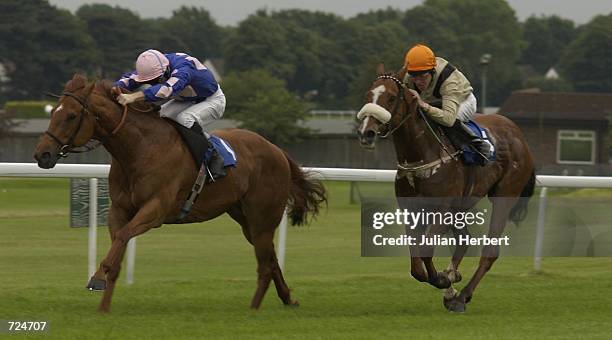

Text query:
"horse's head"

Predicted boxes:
[[34, 74, 101, 168], [356, 64, 412, 149]]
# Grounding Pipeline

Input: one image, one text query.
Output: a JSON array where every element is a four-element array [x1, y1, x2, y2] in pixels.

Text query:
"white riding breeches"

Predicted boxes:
[[160, 86, 226, 129], [456, 92, 477, 122]]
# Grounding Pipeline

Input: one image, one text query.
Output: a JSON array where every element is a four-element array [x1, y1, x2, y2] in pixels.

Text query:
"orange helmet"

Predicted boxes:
[[404, 44, 436, 72]]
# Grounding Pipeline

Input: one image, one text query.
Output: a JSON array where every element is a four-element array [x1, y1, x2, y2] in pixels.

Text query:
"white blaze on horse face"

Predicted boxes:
[[55, 104, 64, 113], [359, 85, 387, 135], [371, 85, 386, 105]]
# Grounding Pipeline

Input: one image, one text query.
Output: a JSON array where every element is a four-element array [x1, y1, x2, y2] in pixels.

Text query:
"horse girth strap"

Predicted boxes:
[[433, 63, 456, 99]]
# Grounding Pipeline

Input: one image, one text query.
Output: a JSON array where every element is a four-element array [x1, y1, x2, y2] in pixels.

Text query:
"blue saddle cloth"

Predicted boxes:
[[204, 135, 237, 167], [461, 121, 496, 165]]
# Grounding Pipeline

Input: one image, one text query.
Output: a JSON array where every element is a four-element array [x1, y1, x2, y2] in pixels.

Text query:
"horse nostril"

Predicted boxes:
[[41, 152, 51, 161], [365, 130, 376, 142]]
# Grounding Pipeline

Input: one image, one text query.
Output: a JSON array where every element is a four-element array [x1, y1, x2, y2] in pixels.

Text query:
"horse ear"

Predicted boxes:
[[376, 63, 385, 76], [72, 73, 88, 83], [396, 66, 408, 82]]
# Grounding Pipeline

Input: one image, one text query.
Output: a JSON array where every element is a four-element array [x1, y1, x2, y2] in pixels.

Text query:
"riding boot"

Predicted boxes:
[[458, 121, 492, 166], [190, 122, 226, 180], [206, 137, 226, 181]]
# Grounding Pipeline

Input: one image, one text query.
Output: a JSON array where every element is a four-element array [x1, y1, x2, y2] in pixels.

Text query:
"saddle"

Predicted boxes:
[[164, 118, 235, 181]]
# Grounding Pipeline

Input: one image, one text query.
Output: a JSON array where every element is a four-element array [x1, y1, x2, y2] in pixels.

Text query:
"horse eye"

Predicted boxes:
[[67, 113, 77, 120]]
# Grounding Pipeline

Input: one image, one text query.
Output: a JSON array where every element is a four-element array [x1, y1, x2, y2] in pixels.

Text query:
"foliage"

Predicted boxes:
[[223, 12, 296, 82], [520, 15, 577, 74], [162, 6, 224, 59], [221, 69, 313, 144], [0, 0, 97, 102], [1, 0, 612, 110], [559, 14, 612, 92], [76, 4, 150, 78]]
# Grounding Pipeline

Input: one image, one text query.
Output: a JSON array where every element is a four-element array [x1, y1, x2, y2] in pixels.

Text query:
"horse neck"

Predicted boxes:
[[391, 105, 442, 164], [95, 105, 170, 169]]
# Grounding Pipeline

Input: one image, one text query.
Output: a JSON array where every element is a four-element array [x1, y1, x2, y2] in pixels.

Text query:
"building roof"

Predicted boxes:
[[498, 90, 612, 121]]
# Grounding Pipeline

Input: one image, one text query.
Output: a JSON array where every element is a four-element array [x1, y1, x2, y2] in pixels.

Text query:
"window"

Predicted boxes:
[[557, 130, 596, 164]]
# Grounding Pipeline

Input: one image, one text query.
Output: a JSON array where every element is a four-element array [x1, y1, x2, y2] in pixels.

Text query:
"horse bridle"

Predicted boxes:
[[46, 86, 128, 157], [373, 75, 455, 158], [374, 75, 413, 138]]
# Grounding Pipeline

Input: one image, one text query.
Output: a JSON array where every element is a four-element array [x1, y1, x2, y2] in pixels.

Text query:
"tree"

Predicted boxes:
[[76, 4, 150, 78], [222, 69, 312, 144], [0, 0, 97, 101], [163, 6, 224, 59], [350, 7, 404, 26], [559, 14, 612, 92], [144, 18, 189, 53], [224, 12, 296, 81], [520, 15, 577, 74]]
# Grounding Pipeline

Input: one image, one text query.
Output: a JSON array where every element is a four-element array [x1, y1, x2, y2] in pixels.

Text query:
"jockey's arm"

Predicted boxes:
[[424, 80, 462, 127], [115, 72, 140, 91], [425, 98, 459, 127], [142, 67, 193, 102]]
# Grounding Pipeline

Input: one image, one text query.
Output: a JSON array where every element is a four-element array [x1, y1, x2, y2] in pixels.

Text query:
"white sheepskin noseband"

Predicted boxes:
[[357, 103, 392, 124]]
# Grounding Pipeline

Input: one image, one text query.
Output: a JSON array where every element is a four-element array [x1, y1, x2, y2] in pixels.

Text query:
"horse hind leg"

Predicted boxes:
[[271, 251, 298, 306], [250, 231, 276, 309], [228, 203, 297, 308]]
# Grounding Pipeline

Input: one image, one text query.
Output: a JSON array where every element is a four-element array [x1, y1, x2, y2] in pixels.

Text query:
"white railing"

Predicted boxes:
[[2, 162, 612, 280]]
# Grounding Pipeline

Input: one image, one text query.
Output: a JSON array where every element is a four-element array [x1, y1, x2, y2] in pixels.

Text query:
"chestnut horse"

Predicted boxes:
[[357, 65, 535, 312], [34, 74, 326, 312]]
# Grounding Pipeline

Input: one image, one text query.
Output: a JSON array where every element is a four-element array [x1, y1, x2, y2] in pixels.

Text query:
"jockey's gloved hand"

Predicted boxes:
[[407, 89, 428, 110], [110, 86, 124, 99], [117, 91, 145, 105]]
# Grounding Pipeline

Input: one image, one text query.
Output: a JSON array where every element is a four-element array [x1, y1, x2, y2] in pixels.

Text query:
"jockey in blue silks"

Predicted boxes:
[[115, 49, 226, 174]]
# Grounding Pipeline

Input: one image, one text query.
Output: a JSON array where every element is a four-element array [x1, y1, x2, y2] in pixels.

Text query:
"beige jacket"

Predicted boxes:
[[403, 57, 473, 127]]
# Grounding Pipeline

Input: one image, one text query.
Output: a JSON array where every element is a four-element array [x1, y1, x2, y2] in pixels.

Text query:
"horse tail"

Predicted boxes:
[[284, 152, 327, 226], [509, 170, 536, 225]]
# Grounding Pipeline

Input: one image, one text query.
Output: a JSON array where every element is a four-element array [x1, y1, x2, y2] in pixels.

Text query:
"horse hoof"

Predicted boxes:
[[285, 300, 300, 307], [444, 297, 466, 313], [443, 269, 462, 283], [86, 277, 106, 291], [430, 272, 451, 289]]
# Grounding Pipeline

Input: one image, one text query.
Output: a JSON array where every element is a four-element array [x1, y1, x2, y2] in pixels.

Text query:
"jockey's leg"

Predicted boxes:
[[176, 88, 227, 180], [456, 93, 492, 165]]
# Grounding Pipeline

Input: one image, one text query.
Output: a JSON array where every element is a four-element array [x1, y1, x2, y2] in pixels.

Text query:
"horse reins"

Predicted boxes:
[[374, 75, 455, 159], [45, 86, 128, 157]]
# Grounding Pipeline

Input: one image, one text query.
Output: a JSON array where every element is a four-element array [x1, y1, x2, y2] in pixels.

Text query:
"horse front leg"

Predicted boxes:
[[421, 224, 453, 289], [444, 199, 513, 313], [88, 200, 166, 312], [86, 204, 132, 311]]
